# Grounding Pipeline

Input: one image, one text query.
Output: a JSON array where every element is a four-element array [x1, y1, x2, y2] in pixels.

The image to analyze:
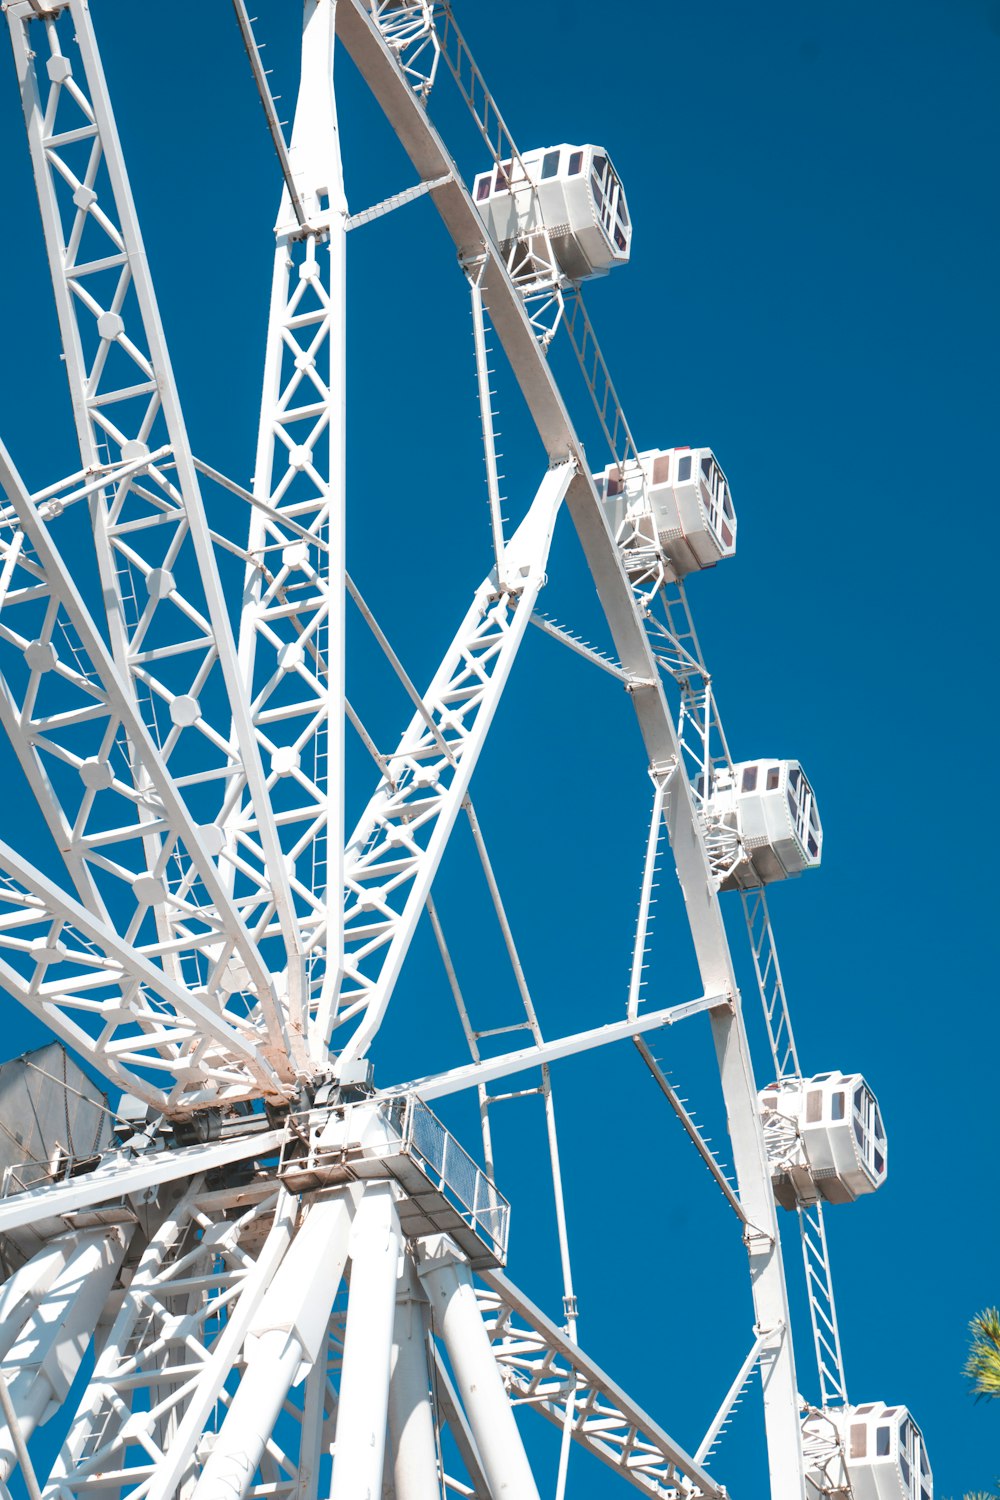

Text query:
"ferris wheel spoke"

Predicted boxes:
[[0, 840, 286, 1111], [0, 443, 299, 1088], [7, 0, 311, 1061], [232, 0, 347, 1054], [321, 461, 573, 1068], [387, 995, 724, 1104]]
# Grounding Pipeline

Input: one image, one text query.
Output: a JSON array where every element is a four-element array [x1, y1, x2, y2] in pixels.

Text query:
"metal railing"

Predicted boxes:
[[279, 1092, 510, 1261], [398, 1093, 509, 1254]]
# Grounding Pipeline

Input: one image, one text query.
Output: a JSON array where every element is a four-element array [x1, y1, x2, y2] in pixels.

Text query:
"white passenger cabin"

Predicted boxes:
[[759, 1073, 887, 1209], [594, 447, 736, 581], [803, 1404, 932, 1500], [705, 759, 822, 890], [472, 145, 631, 282]]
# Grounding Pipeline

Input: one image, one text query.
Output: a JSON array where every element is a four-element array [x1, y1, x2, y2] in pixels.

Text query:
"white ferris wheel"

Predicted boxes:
[[0, 4, 931, 1500]]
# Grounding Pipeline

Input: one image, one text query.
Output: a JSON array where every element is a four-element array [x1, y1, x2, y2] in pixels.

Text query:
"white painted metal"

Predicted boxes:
[[694, 1336, 765, 1467], [43, 1182, 293, 1500], [798, 1200, 850, 1410], [627, 779, 667, 1022], [193, 1190, 354, 1500], [477, 1267, 724, 1498], [0, 1129, 284, 1237], [0, 1226, 128, 1477], [417, 1237, 541, 1500], [0, 441, 291, 1106], [238, 0, 346, 1055], [314, 67, 802, 1487], [331, 1184, 402, 1498], [393, 993, 726, 1102], [0, 0, 917, 1495], [325, 461, 573, 1067], [6, 1, 311, 1067], [388, 1258, 441, 1500]]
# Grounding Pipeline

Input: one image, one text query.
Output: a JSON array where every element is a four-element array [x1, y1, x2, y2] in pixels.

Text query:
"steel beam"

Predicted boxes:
[[391, 994, 727, 1103], [478, 1267, 722, 1498], [0, 1131, 284, 1237], [323, 461, 574, 1068]]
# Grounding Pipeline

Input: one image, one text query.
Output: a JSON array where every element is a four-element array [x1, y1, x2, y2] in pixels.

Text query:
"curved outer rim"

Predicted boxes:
[[336, 4, 808, 1494]]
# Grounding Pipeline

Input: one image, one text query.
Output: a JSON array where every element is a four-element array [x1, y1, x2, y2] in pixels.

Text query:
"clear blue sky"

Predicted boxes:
[[0, 0, 996, 1495]]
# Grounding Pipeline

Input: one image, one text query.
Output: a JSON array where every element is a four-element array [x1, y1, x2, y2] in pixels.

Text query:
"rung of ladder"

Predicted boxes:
[[485, 1086, 544, 1104], [473, 1021, 533, 1040]]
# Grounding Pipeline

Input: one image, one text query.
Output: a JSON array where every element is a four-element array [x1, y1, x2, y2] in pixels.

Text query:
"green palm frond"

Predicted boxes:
[[965, 1308, 1000, 1399]]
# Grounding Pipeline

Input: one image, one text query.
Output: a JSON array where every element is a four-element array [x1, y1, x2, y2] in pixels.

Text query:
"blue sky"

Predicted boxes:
[[0, 0, 997, 1495]]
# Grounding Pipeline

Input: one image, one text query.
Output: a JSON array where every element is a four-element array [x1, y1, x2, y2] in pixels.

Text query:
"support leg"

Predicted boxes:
[[331, 1184, 402, 1499], [417, 1237, 539, 1500], [193, 1191, 356, 1500], [388, 1255, 441, 1500], [0, 1226, 128, 1479]]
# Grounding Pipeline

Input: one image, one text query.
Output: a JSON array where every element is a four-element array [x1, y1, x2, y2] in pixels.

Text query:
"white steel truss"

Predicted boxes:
[[321, 462, 572, 1065], [0, 0, 893, 1495], [6, 0, 313, 1071], [477, 1268, 723, 1498]]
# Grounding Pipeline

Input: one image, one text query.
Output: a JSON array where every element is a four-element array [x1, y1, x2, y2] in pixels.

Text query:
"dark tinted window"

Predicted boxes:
[[742, 766, 758, 792], [593, 153, 607, 178], [701, 455, 712, 478], [476, 175, 490, 201], [767, 767, 780, 790], [678, 454, 692, 482], [541, 150, 560, 179], [652, 454, 670, 484], [832, 1092, 845, 1120], [568, 151, 583, 175], [877, 1427, 891, 1457]]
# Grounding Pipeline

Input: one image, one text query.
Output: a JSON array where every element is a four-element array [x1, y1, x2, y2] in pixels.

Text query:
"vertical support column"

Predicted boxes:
[[192, 1190, 355, 1500], [417, 1237, 540, 1500], [331, 1183, 402, 1499], [388, 1256, 441, 1500]]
